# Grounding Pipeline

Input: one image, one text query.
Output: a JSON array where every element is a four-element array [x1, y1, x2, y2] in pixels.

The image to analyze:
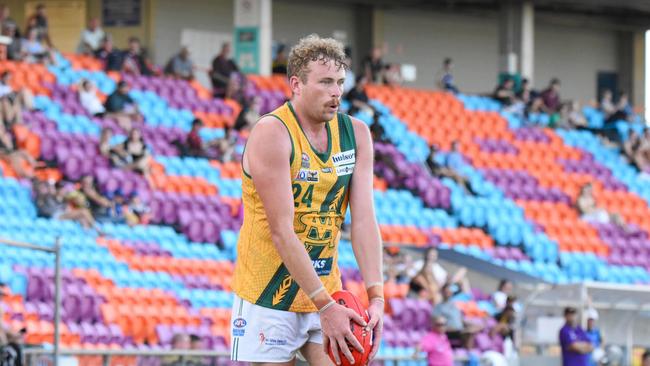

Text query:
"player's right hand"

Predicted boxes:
[[320, 302, 366, 365]]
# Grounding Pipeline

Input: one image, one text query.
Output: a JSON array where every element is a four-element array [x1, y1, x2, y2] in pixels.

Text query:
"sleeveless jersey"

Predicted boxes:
[[232, 101, 356, 312]]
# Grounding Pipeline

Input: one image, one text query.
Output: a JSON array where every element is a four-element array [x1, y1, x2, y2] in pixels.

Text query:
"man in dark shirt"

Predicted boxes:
[[362, 46, 384, 84], [210, 42, 239, 99], [345, 75, 373, 116], [122, 37, 152, 76], [493, 78, 517, 106], [541, 78, 561, 112], [186, 119, 204, 157], [104, 81, 140, 131], [559, 307, 592, 366], [95, 37, 123, 72]]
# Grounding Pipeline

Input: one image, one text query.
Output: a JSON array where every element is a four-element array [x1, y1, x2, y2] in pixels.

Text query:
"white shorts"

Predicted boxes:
[[230, 294, 323, 362]]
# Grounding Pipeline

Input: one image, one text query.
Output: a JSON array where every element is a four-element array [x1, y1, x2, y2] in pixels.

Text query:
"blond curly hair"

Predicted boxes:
[[287, 34, 348, 82]]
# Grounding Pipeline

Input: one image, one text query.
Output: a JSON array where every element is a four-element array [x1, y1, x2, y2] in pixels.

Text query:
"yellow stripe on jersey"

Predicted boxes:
[[232, 102, 356, 312]]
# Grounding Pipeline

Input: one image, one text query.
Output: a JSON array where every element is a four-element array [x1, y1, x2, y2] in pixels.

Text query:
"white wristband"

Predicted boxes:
[[318, 300, 336, 314]]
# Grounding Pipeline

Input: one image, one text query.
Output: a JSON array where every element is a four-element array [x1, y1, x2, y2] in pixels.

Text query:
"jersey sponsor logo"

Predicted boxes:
[[301, 153, 310, 168], [336, 164, 355, 176], [296, 169, 319, 182], [312, 257, 333, 276], [332, 150, 355, 166], [321, 167, 333, 173], [232, 317, 247, 336]]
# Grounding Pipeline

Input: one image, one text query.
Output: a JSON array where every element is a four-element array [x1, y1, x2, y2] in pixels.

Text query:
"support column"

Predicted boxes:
[[233, 0, 272, 75], [499, 0, 535, 81], [632, 31, 646, 118]]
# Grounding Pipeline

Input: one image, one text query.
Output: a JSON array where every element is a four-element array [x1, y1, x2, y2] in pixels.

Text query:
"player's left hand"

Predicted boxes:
[[365, 297, 384, 361]]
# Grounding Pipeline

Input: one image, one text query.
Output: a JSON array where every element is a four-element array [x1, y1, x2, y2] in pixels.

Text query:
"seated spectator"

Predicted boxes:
[[345, 75, 374, 116], [216, 126, 240, 163], [77, 18, 104, 55], [181, 118, 206, 157], [25, 4, 51, 47], [79, 175, 112, 218], [492, 279, 513, 312], [233, 96, 262, 132], [599, 89, 616, 121], [78, 79, 105, 116], [164, 46, 194, 80], [0, 5, 17, 35], [187, 334, 206, 366], [34, 180, 65, 219], [492, 304, 517, 358], [630, 129, 650, 172], [409, 248, 470, 304], [426, 144, 473, 195], [210, 42, 240, 99], [414, 316, 454, 366], [0, 122, 37, 178], [110, 128, 151, 182], [369, 114, 386, 143], [432, 283, 482, 349], [124, 193, 150, 226], [3, 23, 21, 61], [95, 37, 123, 72], [0, 71, 34, 126], [162, 333, 190, 366], [383, 63, 402, 86], [516, 78, 536, 105], [59, 189, 99, 230], [20, 27, 53, 64], [121, 37, 152, 76], [383, 248, 414, 284], [272, 44, 287, 74], [362, 46, 385, 84], [104, 80, 141, 131], [603, 91, 633, 124], [558, 101, 587, 129], [560, 307, 593, 366], [493, 77, 517, 106], [436, 57, 458, 93], [623, 130, 642, 164], [576, 183, 627, 229], [98, 127, 120, 162], [541, 78, 562, 113]]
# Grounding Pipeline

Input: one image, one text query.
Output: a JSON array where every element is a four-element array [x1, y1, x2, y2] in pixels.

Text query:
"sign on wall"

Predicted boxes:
[[234, 27, 259, 74], [102, 0, 141, 27]]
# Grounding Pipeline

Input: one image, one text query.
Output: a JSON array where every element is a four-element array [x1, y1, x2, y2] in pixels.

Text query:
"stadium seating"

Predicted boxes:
[[0, 52, 649, 364]]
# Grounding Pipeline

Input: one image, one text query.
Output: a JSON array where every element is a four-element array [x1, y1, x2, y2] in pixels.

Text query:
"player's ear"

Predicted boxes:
[[289, 75, 302, 96]]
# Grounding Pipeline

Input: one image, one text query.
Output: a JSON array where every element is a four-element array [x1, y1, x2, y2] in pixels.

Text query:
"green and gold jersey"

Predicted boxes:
[[232, 101, 356, 312]]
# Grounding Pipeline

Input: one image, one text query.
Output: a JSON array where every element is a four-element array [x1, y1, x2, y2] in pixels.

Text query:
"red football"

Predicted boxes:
[[327, 290, 372, 366]]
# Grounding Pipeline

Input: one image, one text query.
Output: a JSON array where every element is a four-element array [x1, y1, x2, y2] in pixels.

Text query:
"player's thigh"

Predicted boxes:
[[300, 342, 334, 366]]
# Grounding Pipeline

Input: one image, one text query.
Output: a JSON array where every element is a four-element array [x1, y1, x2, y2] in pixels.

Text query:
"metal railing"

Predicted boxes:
[[1, 238, 62, 366]]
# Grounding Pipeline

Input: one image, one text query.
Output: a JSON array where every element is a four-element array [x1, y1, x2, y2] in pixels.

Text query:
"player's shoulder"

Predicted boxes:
[[249, 115, 291, 140], [347, 116, 372, 146]]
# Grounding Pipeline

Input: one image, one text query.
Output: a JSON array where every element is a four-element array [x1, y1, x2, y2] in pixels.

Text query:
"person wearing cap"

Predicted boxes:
[[559, 307, 593, 366], [585, 308, 603, 366]]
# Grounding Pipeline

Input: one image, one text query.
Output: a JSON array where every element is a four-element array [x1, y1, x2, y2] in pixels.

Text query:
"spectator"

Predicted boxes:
[[585, 308, 603, 366], [121, 37, 152, 76], [77, 18, 104, 55], [559, 307, 592, 366], [558, 101, 587, 129], [383, 63, 402, 86], [3, 23, 21, 61], [187, 334, 206, 366], [345, 74, 374, 116], [59, 189, 99, 230], [426, 144, 473, 195], [623, 130, 642, 166], [0, 5, 17, 35], [210, 42, 239, 99], [182, 118, 206, 157], [78, 79, 105, 117], [603, 91, 633, 124], [104, 80, 141, 131], [432, 283, 482, 349], [369, 114, 386, 143], [162, 333, 190, 366], [436, 58, 458, 93], [599, 89, 616, 121], [410, 248, 470, 304], [0, 122, 37, 178], [0, 71, 34, 125], [25, 4, 50, 47], [233, 96, 262, 132], [0, 282, 23, 366], [493, 77, 518, 106], [216, 126, 240, 163], [79, 175, 112, 218], [34, 180, 65, 219], [516, 78, 535, 105], [98, 127, 115, 159], [576, 183, 627, 230], [492, 279, 513, 312], [414, 316, 454, 366], [123, 193, 150, 226], [362, 46, 385, 84], [541, 78, 562, 113], [20, 27, 53, 64], [493, 304, 516, 344], [164, 46, 194, 80], [642, 349, 650, 366], [111, 128, 152, 182], [272, 44, 287, 74], [95, 37, 123, 72]]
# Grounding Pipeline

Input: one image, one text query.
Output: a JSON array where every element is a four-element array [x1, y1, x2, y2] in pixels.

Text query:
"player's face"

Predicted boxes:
[[300, 59, 345, 122]]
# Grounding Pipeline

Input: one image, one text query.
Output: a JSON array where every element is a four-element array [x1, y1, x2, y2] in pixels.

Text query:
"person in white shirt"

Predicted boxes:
[[77, 18, 104, 54], [78, 79, 105, 116]]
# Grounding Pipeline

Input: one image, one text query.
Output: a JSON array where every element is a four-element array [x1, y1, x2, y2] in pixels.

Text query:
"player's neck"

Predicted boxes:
[[290, 99, 326, 136]]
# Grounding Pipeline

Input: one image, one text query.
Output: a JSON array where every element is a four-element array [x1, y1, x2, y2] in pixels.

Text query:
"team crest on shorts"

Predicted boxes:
[[232, 317, 247, 337]]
